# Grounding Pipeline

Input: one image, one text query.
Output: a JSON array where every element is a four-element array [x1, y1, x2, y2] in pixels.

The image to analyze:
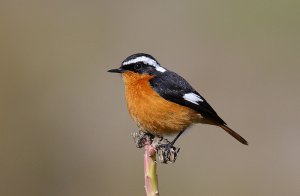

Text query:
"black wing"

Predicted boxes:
[[149, 71, 226, 125]]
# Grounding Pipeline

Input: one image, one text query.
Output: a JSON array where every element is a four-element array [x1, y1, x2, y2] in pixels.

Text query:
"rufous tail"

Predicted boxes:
[[220, 125, 248, 145]]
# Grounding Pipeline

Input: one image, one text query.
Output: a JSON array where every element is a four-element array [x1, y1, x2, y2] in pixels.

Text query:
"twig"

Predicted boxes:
[[144, 140, 159, 196], [132, 131, 180, 196]]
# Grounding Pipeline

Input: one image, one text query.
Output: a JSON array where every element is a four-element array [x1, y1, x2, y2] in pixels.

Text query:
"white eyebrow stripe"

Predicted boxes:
[[155, 66, 167, 72], [122, 56, 166, 73], [183, 93, 203, 105], [123, 56, 157, 66]]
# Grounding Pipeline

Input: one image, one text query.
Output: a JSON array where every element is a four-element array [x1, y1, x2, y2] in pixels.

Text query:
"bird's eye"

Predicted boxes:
[[134, 63, 142, 70]]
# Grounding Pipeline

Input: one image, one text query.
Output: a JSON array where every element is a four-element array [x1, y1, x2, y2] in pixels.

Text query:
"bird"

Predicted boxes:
[[108, 53, 248, 146]]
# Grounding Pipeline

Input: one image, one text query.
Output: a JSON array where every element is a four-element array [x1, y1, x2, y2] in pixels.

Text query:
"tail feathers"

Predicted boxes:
[[220, 125, 248, 145]]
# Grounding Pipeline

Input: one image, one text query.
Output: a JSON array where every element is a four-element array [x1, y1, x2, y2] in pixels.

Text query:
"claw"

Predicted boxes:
[[132, 131, 154, 148], [132, 131, 180, 163], [157, 143, 180, 164]]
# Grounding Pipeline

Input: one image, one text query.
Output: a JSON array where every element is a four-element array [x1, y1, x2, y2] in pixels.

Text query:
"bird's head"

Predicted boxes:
[[108, 53, 167, 82]]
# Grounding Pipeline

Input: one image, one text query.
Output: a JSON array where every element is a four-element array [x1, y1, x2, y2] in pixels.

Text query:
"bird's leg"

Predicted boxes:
[[170, 131, 184, 146], [158, 131, 184, 149]]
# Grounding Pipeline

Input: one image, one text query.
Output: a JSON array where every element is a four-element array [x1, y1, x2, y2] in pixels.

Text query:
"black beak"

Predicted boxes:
[[107, 68, 124, 73]]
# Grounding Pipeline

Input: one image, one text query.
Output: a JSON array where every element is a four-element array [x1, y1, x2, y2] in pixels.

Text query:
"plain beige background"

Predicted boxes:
[[1, 0, 299, 196]]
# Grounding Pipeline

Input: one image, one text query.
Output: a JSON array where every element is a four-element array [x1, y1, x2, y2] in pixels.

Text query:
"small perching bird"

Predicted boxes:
[[108, 53, 248, 146]]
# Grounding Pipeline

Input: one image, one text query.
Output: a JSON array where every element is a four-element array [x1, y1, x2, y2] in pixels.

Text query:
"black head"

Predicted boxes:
[[108, 53, 167, 75]]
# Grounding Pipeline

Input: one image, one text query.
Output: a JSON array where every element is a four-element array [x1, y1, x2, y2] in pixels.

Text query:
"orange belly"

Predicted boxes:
[[123, 72, 200, 135]]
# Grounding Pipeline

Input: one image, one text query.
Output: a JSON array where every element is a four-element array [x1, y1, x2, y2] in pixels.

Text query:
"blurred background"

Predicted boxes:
[[1, 0, 299, 195]]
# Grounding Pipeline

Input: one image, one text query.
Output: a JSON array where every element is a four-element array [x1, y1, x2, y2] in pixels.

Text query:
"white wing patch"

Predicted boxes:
[[122, 56, 166, 73], [183, 93, 203, 105]]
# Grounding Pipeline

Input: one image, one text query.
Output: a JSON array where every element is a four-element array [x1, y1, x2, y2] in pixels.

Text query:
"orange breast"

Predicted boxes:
[[122, 72, 200, 135]]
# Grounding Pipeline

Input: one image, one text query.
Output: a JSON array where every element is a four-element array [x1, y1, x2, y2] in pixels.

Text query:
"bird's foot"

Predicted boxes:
[[131, 131, 180, 163], [131, 131, 155, 148], [155, 139, 180, 164]]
